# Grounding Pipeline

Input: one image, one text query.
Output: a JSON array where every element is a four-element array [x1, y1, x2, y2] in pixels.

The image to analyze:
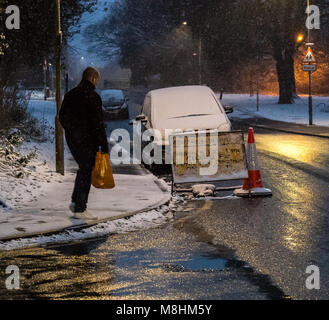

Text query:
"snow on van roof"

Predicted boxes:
[[149, 85, 212, 99], [147, 86, 229, 131]]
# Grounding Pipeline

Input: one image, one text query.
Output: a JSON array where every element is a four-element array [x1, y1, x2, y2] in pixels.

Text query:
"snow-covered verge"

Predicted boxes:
[[0, 205, 174, 251], [0, 133, 63, 215], [0, 99, 62, 215], [219, 94, 329, 127]]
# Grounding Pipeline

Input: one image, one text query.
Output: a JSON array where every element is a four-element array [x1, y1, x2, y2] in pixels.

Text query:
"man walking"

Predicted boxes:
[[59, 67, 109, 220]]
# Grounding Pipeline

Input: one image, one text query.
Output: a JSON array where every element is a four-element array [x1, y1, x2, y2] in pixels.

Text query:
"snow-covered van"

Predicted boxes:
[[136, 85, 232, 148]]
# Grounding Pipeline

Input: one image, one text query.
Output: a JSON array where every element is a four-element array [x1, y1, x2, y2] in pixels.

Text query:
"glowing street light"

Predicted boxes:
[[297, 34, 304, 43]]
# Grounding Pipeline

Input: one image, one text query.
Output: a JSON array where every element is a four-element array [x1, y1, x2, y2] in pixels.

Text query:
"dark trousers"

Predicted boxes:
[[66, 134, 97, 213]]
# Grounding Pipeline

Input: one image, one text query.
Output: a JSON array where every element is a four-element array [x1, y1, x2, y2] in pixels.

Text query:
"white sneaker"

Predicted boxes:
[[73, 210, 98, 221], [69, 202, 76, 213]]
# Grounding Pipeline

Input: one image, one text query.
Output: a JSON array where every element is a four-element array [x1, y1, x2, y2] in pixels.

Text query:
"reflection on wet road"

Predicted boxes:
[[202, 130, 329, 299], [0, 106, 328, 300], [256, 133, 329, 172], [0, 220, 286, 300]]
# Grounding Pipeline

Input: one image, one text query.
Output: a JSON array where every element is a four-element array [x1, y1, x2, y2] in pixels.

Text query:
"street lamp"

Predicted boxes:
[[48, 63, 54, 93], [43, 57, 48, 100], [181, 19, 202, 84], [297, 34, 304, 43]]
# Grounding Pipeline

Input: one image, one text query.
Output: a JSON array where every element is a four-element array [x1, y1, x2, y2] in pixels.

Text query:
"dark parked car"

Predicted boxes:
[[101, 89, 129, 120]]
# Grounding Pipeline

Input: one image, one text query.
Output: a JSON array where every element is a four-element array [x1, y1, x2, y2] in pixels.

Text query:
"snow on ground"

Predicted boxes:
[[0, 205, 173, 251], [27, 99, 57, 125], [0, 97, 176, 246], [29, 91, 49, 101], [0, 138, 58, 213], [0, 99, 65, 215], [219, 94, 329, 127]]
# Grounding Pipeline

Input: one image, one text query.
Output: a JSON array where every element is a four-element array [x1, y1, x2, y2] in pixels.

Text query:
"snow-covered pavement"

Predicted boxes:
[[0, 158, 171, 243], [0, 98, 171, 245], [219, 94, 329, 127]]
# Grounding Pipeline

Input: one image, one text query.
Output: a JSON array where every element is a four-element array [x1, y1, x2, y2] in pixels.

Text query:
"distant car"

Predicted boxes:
[[223, 105, 234, 114], [135, 85, 232, 149], [101, 89, 129, 120]]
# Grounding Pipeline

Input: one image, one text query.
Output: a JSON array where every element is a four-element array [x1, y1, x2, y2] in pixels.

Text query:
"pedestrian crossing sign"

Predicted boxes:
[[303, 47, 316, 63]]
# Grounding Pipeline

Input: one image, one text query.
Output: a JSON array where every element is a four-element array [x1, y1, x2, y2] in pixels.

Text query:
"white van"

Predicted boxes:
[[135, 85, 232, 148]]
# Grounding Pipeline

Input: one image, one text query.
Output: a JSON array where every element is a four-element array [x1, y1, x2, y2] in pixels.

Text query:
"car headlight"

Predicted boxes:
[[218, 123, 231, 132]]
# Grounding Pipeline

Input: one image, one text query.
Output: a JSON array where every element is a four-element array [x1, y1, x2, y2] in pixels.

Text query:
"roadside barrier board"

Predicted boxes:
[[170, 130, 248, 185]]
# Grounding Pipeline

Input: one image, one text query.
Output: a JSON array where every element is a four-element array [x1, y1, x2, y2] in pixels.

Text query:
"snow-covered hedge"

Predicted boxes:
[[0, 130, 36, 179]]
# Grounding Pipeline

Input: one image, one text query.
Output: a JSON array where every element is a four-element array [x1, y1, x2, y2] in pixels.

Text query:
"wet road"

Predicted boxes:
[[0, 223, 284, 300], [0, 91, 328, 300], [228, 119, 329, 299]]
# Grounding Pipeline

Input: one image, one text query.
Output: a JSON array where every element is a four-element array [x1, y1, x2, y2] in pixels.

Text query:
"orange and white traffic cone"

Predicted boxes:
[[234, 128, 272, 197]]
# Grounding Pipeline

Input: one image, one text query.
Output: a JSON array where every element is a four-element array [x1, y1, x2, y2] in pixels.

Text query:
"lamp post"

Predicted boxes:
[[307, 0, 313, 126], [48, 63, 54, 94], [190, 40, 203, 86], [43, 57, 47, 101], [308, 65, 313, 125], [296, 32, 315, 126], [182, 20, 202, 85], [55, 0, 64, 175], [303, 0, 315, 126]]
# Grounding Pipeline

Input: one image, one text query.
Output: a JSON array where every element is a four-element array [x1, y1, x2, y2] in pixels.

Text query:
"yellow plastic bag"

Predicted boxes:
[[91, 152, 115, 189]]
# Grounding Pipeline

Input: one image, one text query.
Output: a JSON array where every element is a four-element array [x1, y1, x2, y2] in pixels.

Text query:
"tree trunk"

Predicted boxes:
[[275, 48, 295, 104]]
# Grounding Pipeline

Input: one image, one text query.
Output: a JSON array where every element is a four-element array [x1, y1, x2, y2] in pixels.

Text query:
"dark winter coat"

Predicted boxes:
[[59, 80, 109, 155]]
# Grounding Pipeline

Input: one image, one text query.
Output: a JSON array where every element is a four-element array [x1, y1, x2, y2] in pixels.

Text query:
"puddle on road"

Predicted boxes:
[[163, 253, 228, 273]]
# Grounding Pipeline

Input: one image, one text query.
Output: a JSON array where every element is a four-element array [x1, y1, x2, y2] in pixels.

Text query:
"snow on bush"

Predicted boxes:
[[0, 128, 56, 213], [0, 130, 36, 179]]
